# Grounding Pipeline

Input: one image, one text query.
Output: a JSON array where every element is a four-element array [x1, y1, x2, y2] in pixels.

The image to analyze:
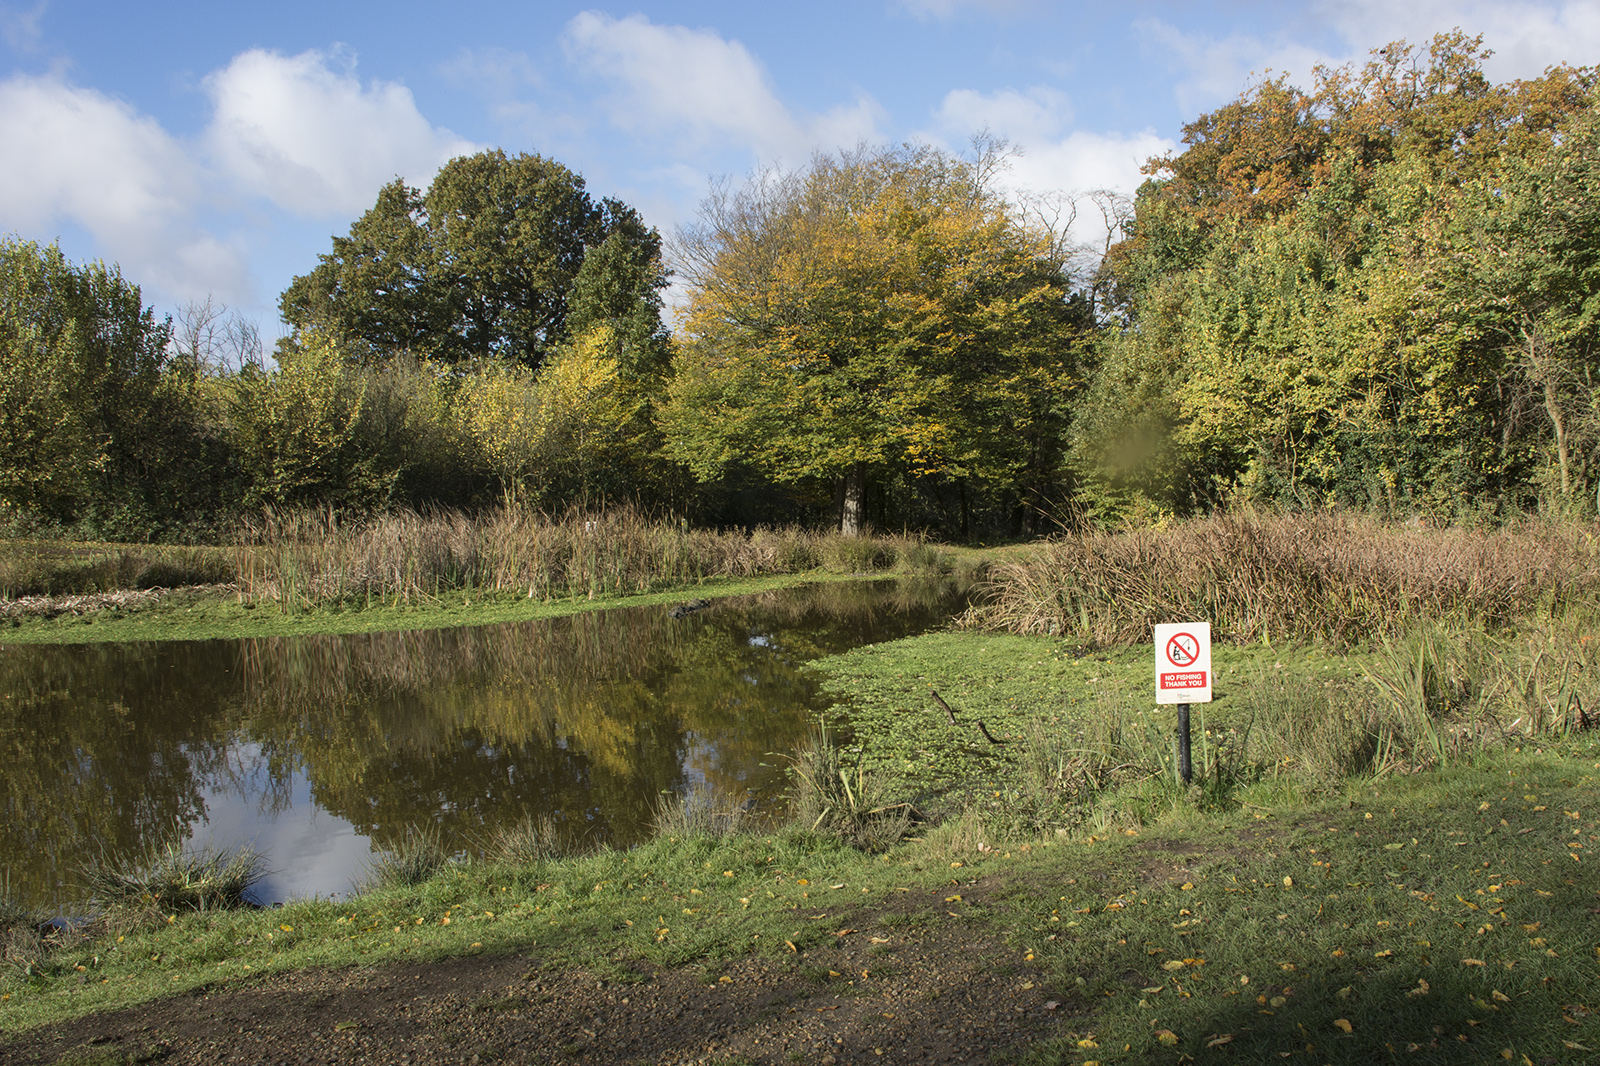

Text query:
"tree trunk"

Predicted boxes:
[[1544, 376, 1571, 498], [840, 462, 866, 537], [1530, 330, 1572, 499]]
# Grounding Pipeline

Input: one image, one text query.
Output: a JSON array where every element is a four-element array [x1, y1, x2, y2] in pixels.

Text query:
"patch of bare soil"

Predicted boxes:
[[3, 881, 1073, 1066]]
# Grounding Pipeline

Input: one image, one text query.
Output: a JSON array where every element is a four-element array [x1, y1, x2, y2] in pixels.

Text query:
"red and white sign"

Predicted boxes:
[[1154, 622, 1211, 704]]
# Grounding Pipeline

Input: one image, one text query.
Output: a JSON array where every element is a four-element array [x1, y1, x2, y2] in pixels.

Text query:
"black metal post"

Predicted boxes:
[[1177, 702, 1192, 785]]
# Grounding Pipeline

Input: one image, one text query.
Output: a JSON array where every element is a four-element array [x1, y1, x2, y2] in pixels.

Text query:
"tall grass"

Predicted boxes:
[[0, 541, 232, 599], [962, 513, 1600, 647], [232, 506, 941, 608], [786, 730, 916, 852], [80, 840, 266, 916]]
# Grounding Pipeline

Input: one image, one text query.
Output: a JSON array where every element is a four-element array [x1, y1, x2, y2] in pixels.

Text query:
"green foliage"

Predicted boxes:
[[227, 331, 394, 509], [1085, 35, 1600, 518], [0, 238, 181, 531], [280, 150, 667, 372]]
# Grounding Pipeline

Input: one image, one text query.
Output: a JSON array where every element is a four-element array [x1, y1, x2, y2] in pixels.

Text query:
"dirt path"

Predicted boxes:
[[3, 881, 1073, 1066]]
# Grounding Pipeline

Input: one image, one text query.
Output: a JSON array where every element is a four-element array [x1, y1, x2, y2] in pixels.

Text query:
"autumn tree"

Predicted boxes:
[[664, 143, 1089, 535], [1084, 34, 1598, 518]]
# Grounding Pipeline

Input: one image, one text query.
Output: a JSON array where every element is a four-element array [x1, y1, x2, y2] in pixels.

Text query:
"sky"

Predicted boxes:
[[2, 0, 1597, 338]]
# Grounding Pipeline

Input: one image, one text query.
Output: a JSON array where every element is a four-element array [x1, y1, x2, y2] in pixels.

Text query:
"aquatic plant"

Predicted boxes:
[[81, 840, 265, 915], [962, 513, 1600, 648], [785, 730, 916, 852]]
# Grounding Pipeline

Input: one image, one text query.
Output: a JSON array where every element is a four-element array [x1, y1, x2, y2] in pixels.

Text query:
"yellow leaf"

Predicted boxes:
[[1156, 1030, 1179, 1046], [1207, 1034, 1233, 1048], [1077, 1038, 1099, 1049], [1564, 1041, 1594, 1051], [1162, 960, 1187, 971], [1333, 1018, 1353, 1033], [1374, 949, 1394, 958], [1462, 958, 1486, 966], [1492, 989, 1511, 1002]]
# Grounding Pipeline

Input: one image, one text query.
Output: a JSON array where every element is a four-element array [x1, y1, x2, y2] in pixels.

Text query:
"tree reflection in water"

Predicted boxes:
[[0, 578, 965, 908]]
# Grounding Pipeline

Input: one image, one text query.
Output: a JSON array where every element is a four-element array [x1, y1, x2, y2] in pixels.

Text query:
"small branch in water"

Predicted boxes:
[[930, 689, 1007, 745]]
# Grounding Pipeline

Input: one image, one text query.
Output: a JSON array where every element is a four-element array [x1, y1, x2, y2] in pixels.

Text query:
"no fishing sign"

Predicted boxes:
[[1154, 621, 1212, 704]]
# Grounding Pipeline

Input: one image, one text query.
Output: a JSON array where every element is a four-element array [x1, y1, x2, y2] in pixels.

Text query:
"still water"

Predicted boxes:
[[0, 579, 964, 909]]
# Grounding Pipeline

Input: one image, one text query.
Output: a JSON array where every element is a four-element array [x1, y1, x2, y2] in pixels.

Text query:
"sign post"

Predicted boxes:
[[1154, 622, 1212, 785]]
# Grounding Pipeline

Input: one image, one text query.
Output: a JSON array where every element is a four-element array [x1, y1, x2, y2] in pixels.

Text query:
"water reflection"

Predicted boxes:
[[0, 579, 963, 908]]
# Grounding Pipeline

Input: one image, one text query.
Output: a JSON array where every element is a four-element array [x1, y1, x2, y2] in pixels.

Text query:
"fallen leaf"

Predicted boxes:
[[1374, 949, 1394, 958], [1207, 1034, 1233, 1048], [945, 895, 962, 902], [334, 1021, 359, 1032], [1077, 1038, 1099, 1049], [1492, 989, 1511, 1002], [785, 940, 797, 952], [869, 936, 891, 944], [1564, 1041, 1594, 1051], [1162, 960, 1188, 971], [1333, 1018, 1353, 1034], [1043, 1000, 1059, 1010], [1141, 986, 1164, 994], [1155, 1029, 1179, 1046], [1462, 958, 1486, 967]]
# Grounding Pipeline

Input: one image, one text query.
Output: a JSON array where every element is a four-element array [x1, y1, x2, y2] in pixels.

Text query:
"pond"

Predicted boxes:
[[0, 579, 967, 910]]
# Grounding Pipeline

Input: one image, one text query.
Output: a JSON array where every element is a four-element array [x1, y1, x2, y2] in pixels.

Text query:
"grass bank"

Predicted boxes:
[[3, 743, 1596, 1065], [0, 507, 971, 644]]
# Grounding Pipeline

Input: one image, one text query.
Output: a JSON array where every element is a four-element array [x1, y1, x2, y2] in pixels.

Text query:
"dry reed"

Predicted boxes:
[[962, 513, 1600, 648], [232, 506, 935, 608]]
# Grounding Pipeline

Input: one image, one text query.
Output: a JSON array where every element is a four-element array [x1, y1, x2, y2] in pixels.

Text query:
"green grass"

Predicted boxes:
[[0, 570, 859, 644], [2, 744, 1595, 1061], [1004, 747, 1600, 1065]]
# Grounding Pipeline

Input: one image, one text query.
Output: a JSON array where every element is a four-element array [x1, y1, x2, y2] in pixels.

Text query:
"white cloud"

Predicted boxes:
[[1135, 18, 1340, 114], [562, 12, 882, 163], [893, 0, 1039, 18], [926, 86, 1175, 263], [1140, 3, 1600, 115], [0, 72, 251, 302], [0, 1, 45, 52], [930, 85, 1171, 196], [439, 46, 542, 100], [1314, 0, 1600, 80], [204, 47, 480, 218], [937, 86, 1074, 143]]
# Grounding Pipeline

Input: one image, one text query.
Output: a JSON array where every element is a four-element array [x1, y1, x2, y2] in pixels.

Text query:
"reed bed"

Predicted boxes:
[[231, 507, 940, 608], [961, 513, 1600, 647], [0, 540, 232, 599]]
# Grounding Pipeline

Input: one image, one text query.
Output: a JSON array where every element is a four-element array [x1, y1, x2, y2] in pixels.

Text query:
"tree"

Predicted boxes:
[[0, 238, 175, 528], [280, 150, 668, 372], [1084, 35, 1597, 518], [1444, 103, 1600, 505], [664, 143, 1087, 535]]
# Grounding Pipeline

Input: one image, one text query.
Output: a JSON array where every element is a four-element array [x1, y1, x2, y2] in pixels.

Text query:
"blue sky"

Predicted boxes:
[[3, 1, 1597, 336]]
